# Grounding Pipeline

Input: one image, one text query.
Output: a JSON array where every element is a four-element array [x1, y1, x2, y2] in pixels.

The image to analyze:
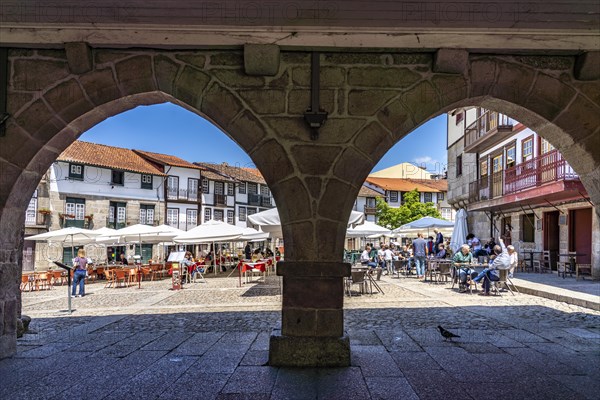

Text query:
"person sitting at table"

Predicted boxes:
[[472, 237, 510, 295], [119, 253, 129, 265], [180, 251, 194, 285], [251, 248, 261, 262], [435, 243, 447, 259], [275, 247, 281, 257], [360, 245, 378, 269], [244, 243, 252, 260], [265, 247, 274, 258], [451, 244, 477, 292]]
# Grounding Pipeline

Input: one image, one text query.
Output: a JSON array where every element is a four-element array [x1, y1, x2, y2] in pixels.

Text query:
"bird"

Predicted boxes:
[[438, 325, 460, 340]]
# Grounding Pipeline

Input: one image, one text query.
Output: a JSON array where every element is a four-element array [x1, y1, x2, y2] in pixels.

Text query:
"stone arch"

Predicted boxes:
[[2, 48, 599, 362]]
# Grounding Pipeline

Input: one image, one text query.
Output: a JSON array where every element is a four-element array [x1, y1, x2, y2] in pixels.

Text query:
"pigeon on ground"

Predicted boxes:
[[438, 325, 460, 340]]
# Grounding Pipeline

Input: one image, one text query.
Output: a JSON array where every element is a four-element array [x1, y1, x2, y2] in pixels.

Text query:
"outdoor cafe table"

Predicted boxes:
[[237, 261, 267, 285], [425, 259, 452, 283], [523, 250, 543, 271]]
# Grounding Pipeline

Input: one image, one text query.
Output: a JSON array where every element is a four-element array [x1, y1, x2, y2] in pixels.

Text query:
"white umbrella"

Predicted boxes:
[[346, 220, 391, 237], [27, 227, 101, 246], [240, 227, 270, 242], [247, 208, 365, 237], [449, 209, 468, 254], [392, 216, 454, 236], [174, 220, 244, 243]]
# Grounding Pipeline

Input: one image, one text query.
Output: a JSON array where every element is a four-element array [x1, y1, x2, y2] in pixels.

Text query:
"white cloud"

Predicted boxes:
[[413, 156, 436, 164]]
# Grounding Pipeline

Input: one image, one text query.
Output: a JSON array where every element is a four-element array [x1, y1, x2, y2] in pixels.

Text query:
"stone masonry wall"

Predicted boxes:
[[1, 47, 599, 358]]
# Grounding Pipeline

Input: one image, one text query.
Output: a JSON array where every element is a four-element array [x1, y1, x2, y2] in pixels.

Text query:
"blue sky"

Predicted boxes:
[[80, 103, 448, 174]]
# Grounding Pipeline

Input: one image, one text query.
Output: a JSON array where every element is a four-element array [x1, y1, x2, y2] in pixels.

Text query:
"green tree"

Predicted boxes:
[[376, 189, 441, 230]]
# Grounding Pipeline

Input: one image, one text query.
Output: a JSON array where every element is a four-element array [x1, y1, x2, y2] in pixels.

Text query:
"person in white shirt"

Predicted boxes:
[[360, 246, 377, 268], [507, 245, 518, 278], [472, 237, 510, 295], [383, 245, 394, 275]]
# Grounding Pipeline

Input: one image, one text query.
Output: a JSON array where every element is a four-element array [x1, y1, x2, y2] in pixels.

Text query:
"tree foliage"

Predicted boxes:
[[376, 189, 442, 230]]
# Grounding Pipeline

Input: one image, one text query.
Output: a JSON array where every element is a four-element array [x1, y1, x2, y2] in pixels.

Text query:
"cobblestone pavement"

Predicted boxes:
[[5, 273, 600, 399]]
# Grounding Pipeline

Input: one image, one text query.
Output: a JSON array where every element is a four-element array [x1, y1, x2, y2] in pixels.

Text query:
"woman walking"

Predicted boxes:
[[72, 249, 88, 298]]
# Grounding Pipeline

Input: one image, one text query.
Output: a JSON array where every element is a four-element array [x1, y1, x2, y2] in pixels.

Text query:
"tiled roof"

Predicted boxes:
[[134, 150, 204, 170], [194, 162, 266, 184], [58, 141, 166, 176], [365, 177, 447, 193], [359, 185, 383, 197]]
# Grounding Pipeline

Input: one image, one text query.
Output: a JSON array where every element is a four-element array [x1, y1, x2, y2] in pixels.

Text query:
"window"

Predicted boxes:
[[522, 213, 535, 242], [227, 210, 234, 224], [248, 183, 258, 194], [167, 176, 179, 199], [540, 138, 554, 155], [456, 155, 463, 176], [424, 192, 432, 203], [506, 146, 516, 168], [141, 174, 153, 189], [186, 209, 197, 229], [204, 208, 212, 222], [492, 154, 503, 173], [201, 177, 209, 194], [65, 197, 85, 228], [239, 182, 246, 194], [246, 207, 257, 216], [214, 209, 224, 221], [215, 181, 224, 195], [69, 163, 84, 180], [25, 190, 38, 225], [480, 159, 488, 177], [188, 178, 199, 201], [441, 207, 452, 220], [438, 192, 445, 201], [167, 208, 179, 228], [227, 183, 234, 196], [400, 192, 405, 205], [260, 185, 270, 197], [139, 205, 155, 225], [239, 207, 247, 221], [111, 170, 124, 185], [522, 137, 533, 162], [455, 112, 464, 125], [389, 191, 399, 203]]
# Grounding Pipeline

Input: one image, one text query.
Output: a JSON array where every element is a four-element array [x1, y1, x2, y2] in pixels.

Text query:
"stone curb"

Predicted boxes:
[[513, 284, 600, 311]]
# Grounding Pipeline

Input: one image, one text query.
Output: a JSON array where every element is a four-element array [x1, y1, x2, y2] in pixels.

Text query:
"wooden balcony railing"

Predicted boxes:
[[214, 194, 227, 206], [364, 205, 377, 215], [167, 187, 199, 202], [469, 150, 579, 202], [504, 149, 578, 194], [464, 110, 514, 148]]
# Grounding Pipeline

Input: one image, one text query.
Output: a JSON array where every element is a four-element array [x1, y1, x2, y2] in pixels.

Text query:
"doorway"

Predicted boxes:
[[569, 208, 592, 264], [543, 211, 560, 270]]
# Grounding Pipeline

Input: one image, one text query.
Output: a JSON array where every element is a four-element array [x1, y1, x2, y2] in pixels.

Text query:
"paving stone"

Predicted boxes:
[[240, 350, 269, 366], [141, 331, 192, 351], [250, 331, 271, 351], [550, 374, 600, 399], [347, 329, 383, 346], [365, 376, 419, 400], [403, 368, 472, 400], [317, 367, 370, 400], [170, 332, 224, 356], [195, 346, 248, 373], [423, 346, 496, 382], [351, 345, 403, 377], [389, 351, 442, 372], [270, 368, 319, 400], [221, 366, 278, 395], [374, 329, 422, 352]]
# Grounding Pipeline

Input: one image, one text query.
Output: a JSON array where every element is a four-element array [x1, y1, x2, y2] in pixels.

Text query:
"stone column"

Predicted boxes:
[[269, 261, 351, 367]]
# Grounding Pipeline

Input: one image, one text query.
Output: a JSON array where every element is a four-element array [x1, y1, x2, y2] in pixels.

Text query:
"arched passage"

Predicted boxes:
[[1, 49, 599, 363]]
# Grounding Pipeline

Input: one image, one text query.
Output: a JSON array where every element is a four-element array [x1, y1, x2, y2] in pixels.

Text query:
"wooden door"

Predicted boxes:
[[569, 208, 592, 264], [543, 211, 560, 270]]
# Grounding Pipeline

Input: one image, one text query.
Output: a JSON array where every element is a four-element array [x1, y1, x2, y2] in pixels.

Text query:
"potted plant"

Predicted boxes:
[[59, 213, 75, 219], [84, 213, 94, 221], [38, 208, 51, 215]]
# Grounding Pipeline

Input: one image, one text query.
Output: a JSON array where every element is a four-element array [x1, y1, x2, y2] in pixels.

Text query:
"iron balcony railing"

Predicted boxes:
[[464, 110, 514, 148], [214, 194, 227, 206], [364, 205, 377, 215], [166, 187, 199, 201], [248, 193, 271, 207], [469, 150, 579, 202]]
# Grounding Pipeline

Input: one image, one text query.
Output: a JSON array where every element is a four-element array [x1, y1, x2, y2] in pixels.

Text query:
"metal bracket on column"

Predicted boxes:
[[303, 52, 328, 140], [544, 199, 564, 214], [0, 48, 9, 137], [578, 191, 595, 207]]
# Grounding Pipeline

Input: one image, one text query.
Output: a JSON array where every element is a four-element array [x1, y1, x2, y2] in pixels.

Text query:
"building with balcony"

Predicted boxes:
[[353, 185, 383, 223], [194, 162, 276, 228], [447, 107, 597, 274], [24, 141, 166, 270], [134, 150, 207, 231], [365, 163, 454, 222]]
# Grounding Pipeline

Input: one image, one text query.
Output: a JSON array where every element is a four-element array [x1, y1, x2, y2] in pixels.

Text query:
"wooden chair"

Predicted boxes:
[[51, 270, 65, 286], [541, 251, 552, 273], [150, 264, 162, 281], [86, 267, 97, 283], [20, 275, 33, 292], [95, 267, 105, 280], [140, 267, 151, 282], [104, 269, 115, 288], [127, 268, 138, 286], [35, 273, 52, 290], [576, 264, 592, 280], [114, 269, 127, 287]]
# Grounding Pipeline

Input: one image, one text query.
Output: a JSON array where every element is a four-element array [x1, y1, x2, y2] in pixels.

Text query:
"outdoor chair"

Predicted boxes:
[[86, 267, 97, 283], [104, 269, 115, 288], [35, 273, 52, 291], [346, 270, 367, 296], [140, 267, 152, 282], [95, 267, 105, 280], [114, 270, 127, 287], [556, 254, 574, 279], [51, 270, 65, 286], [127, 268, 138, 285], [192, 263, 207, 283], [437, 262, 452, 283], [20, 275, 32, 292], [491, 269, 518, 296], [576, 264, 592, 280]]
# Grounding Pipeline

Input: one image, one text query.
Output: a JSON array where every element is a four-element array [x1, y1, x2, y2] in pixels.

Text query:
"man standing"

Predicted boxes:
[[412, 233, 428, 279], [434, 229, 444, 253]]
